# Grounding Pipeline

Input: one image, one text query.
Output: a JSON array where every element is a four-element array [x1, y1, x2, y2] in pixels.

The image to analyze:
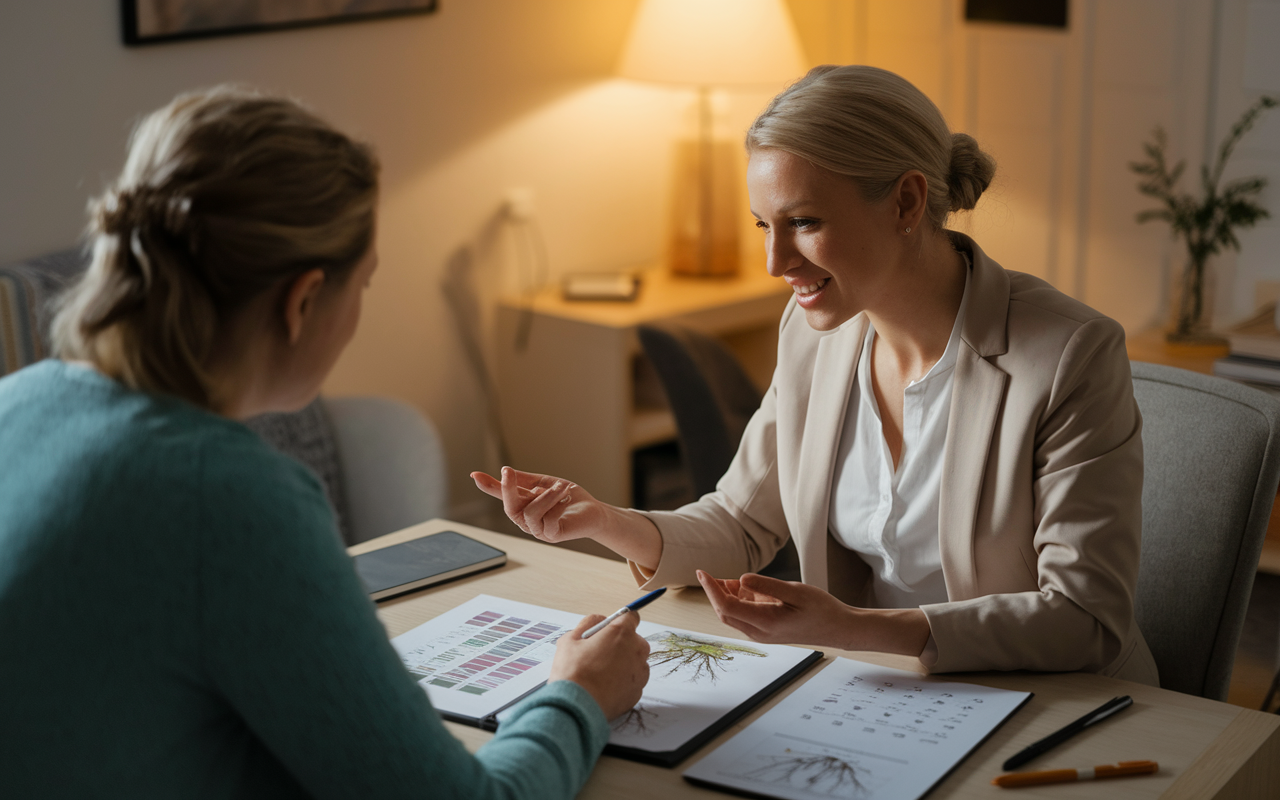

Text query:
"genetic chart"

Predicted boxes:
[[392, 595, 580, 720]]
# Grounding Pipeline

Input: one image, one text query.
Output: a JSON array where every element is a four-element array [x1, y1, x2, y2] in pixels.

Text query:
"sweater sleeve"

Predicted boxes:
[[196, 436, 610, 800]]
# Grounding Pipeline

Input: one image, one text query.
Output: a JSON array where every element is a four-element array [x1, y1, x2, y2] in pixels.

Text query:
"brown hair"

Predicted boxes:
[[746, 65, 995, 231], [53, 86, 379, 408]]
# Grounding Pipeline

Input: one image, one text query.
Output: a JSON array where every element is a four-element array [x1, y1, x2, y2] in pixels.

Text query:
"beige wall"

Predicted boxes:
[[0, 1, 693, 520], [788, 0, 1231, 334], [3, 1, 1269, 520], [1209, 0, 1280, 321]]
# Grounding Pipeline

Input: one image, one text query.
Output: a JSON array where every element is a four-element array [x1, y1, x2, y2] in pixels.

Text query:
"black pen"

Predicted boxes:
[[1002, 695, 1134, 771]]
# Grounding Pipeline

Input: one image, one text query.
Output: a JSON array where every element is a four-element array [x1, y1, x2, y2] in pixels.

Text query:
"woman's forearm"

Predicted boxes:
[[842, 608, 932, 657], [592, 506, 663, 571]]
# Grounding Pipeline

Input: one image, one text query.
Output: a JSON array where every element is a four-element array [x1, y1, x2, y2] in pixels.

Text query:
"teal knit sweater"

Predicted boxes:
[[0, 361, 609, 798]]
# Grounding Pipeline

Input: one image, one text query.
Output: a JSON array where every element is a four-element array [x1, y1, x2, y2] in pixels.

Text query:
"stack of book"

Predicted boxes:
[[1214, 302, 1280, 386]]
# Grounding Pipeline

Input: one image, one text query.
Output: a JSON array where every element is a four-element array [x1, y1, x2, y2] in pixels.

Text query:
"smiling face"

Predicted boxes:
[[747, 148, 905, 331]]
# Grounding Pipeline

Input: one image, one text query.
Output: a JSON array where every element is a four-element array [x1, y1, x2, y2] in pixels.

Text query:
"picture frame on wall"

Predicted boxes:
[[122, 0, 439, 46]]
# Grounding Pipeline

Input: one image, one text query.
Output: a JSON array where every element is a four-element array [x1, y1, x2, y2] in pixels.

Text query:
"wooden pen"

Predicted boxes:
[[993, 760, 1159, 788]]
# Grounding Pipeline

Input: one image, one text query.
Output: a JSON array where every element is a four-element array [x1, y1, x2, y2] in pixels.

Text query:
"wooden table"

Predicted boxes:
[[353, 519, 1280, 799]]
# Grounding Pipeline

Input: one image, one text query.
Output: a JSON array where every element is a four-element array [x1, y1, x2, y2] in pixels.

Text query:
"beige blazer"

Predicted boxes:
[[635, 233, 1159, 686]]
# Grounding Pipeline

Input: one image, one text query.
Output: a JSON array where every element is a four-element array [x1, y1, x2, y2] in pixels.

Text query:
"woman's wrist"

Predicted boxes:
[[593, 506, 663, 570], [841, 607, 932, 656]]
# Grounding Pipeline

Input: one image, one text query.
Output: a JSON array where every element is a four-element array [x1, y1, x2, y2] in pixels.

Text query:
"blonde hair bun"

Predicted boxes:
[[948, 132, 995, 212], [747, 65, 996, 231]]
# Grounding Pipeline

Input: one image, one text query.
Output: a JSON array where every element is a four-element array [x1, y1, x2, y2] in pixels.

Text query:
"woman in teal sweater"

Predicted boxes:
[[0, 87, 650, 799]]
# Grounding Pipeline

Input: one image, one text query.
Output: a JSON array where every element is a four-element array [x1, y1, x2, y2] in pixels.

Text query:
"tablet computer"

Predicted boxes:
[[353, 530, 507, 601]]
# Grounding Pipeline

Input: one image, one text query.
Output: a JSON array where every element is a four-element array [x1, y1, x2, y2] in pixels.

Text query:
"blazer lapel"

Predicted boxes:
[[939, 348, 1007, 599], [794, 316, 866, 594], [939, 231, 1011, 600]]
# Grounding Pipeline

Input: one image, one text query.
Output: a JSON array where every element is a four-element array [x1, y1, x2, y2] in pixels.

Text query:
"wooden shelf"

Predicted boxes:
[[514, 261, 787, 332], [496, 263, 790, 507]]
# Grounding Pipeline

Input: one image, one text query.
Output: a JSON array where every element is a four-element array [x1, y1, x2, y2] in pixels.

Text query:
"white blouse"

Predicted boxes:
[[828, 264, 972, 609]]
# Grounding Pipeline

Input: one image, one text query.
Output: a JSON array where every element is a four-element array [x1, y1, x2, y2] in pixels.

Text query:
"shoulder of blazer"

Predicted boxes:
[[951, 230, 1123, 359]]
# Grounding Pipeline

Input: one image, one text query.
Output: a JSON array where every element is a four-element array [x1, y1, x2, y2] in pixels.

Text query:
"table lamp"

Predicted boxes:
[[618, 0, 804, 277]]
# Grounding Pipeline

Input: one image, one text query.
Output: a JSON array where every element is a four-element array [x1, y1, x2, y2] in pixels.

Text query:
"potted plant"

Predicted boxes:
[[1130, 95, 1277, 346]]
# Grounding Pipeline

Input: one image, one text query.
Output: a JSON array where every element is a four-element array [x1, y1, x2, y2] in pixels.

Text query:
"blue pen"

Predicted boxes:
[[580, 587, 667, 638]]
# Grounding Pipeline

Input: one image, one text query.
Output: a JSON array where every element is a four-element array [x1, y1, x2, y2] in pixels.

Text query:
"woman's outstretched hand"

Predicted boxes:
[[697, 570, 932, 656], [470, 467, 665, 569], [471, 467, 604, 544]]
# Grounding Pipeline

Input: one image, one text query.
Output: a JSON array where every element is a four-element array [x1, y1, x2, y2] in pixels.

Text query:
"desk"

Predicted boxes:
[[495, 263, 791, 508], [353, 519, 1280, 799]]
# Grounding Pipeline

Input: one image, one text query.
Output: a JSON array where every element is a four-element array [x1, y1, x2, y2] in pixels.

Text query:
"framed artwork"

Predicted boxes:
[[964, 0, 1068, 29], [122, 0, 439, 46]]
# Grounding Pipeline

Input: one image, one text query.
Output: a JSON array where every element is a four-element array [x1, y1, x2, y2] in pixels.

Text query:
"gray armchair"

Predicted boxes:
[[1, 248, 446, 546], [1131, 361, 1280, 700]]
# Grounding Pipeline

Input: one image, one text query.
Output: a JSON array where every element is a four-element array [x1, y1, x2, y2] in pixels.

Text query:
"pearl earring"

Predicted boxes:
[[904, 227, 912, 234]]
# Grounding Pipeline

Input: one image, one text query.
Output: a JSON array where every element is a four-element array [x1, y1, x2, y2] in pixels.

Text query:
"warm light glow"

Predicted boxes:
[[617, 0, 805, 88]]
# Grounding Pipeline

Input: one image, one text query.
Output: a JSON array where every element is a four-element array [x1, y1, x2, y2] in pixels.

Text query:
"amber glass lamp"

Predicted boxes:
[[617, 0, 804, 277]]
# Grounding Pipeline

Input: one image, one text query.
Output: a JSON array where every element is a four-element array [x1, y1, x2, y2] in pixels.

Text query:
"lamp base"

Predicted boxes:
[[667, 138, 740, 277]]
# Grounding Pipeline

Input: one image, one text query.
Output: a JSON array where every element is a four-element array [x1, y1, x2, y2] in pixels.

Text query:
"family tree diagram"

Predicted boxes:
[[645, 631, 767, 683], [610, 633, 771, 740], [606, 627, 813, 752], [684, 659, 1033, 800], [613, 703, 660, 736], [740, 745, 876, 798]]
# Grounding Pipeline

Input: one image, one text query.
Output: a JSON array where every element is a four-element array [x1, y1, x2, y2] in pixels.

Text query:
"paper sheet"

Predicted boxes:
[[683, 658, 1031, 799], [392, 595, 580, 720], [391, 594, 817, 755], [608, 623, 814, 754]]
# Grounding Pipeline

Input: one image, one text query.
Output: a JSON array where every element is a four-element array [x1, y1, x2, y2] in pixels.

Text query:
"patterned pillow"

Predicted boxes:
[[0, 249, 84, 376], [245, 402, 354, 545]]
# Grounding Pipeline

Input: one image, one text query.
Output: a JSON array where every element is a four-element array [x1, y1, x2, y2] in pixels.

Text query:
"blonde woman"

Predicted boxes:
[[476, 66, 1159, 686], [0, 87, 649, 798]]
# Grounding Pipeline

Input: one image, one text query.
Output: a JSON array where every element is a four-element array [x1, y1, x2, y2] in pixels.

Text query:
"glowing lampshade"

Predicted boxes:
[[618, 0, 804, 88], [618, 0, 804, 277]]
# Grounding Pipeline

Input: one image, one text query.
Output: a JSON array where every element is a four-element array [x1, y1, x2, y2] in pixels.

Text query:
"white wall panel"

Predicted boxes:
[[1212, 0, 1280, 322]]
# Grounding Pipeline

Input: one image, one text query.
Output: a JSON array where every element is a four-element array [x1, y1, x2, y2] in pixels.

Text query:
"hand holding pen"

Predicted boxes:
[[583, 588, 666, 638], [546, 588, 666, 719]]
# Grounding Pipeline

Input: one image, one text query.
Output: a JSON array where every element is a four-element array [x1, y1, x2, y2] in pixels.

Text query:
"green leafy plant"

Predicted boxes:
[[1130, 95, 1277, 340]]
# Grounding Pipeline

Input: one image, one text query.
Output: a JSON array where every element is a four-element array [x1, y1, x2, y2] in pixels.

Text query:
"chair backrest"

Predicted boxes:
[[637, 324, 800, 580], [1131, 361, 1280, 700], [323, 395, 448, 545], [637, 325, 762, 497]]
